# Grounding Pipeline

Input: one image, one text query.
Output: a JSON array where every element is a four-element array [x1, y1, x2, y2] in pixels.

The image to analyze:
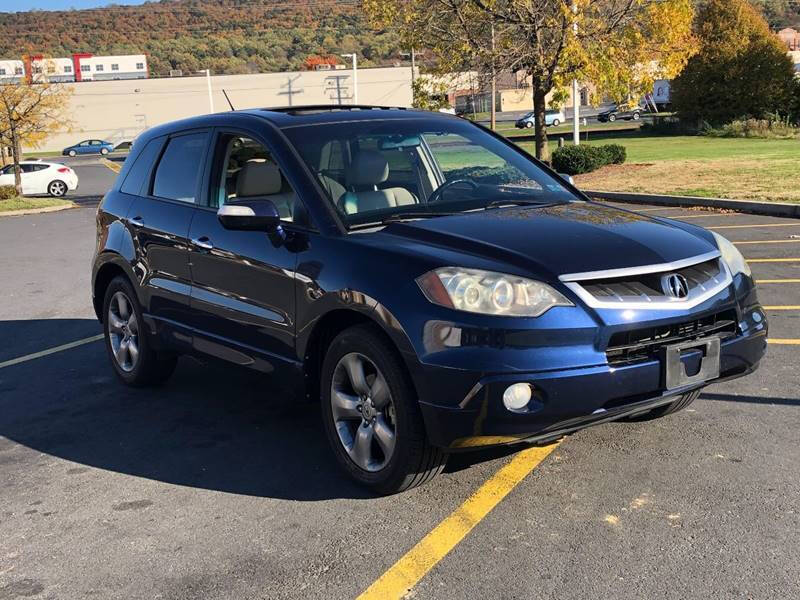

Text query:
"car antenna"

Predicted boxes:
[[222, 89, 235, 111]]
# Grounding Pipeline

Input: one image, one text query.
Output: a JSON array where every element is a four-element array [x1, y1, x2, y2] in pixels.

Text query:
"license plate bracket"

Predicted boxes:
[[663, 337, 721, 390]]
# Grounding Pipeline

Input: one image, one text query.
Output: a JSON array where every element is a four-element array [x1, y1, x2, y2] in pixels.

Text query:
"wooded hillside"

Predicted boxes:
[[0, 0, 403, 77]]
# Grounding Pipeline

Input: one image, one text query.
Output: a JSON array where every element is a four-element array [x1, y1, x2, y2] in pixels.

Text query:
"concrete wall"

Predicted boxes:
[[28, 66, 413, 152]]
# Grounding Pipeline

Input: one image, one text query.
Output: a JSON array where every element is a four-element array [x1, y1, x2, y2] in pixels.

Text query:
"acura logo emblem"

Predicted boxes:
[[662, 273, 690, 299]]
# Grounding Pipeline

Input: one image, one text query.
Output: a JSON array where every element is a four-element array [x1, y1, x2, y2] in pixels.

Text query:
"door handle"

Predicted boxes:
[[191, 236, 214, 250], [129, 216, 144, 228]]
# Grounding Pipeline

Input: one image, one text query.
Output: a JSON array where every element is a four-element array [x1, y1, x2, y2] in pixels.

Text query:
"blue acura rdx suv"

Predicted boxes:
[[91, 106, 767, 494]]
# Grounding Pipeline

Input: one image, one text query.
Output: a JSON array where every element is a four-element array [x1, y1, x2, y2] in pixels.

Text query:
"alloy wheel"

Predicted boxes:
[[107, 291, 140, 373], [330, 352, 397, 472], [49, 181, 66, 197]]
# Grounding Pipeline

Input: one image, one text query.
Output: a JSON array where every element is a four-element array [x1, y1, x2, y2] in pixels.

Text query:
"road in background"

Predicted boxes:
[[0, 202, 798, 599]]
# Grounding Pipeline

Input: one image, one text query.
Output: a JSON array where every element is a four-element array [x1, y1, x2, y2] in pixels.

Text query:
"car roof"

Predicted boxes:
[[249, 105, 459, 127]]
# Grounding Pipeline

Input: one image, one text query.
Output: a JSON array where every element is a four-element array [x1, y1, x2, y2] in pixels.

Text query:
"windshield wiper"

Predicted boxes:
[[485, 199, 562, 209], [348, 211, 456, 231]]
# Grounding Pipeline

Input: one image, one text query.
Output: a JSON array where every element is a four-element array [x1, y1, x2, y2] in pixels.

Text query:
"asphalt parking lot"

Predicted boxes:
[[1, 173, 799, 598]]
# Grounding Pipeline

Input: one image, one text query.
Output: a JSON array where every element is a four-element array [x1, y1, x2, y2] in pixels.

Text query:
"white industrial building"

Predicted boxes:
[[0, 53, 148, 84]]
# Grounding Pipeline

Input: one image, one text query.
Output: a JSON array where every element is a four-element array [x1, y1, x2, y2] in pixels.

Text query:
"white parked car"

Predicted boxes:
[[0, 161, 79, 197]]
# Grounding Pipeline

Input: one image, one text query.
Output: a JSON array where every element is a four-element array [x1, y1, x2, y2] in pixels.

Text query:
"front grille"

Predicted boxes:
[[582, 258, 723, 303], [605, 309, 738, 366]]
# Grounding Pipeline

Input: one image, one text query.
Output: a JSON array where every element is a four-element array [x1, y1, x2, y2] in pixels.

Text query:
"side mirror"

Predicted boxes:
[[558, 173, 575, 186], [217, 199, 281, 232]]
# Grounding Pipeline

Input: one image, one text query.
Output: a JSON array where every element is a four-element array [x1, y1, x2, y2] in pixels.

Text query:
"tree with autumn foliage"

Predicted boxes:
[[0, 75, 72, 194], [365, 0, 697, 159], [673, 0, 798, 126]]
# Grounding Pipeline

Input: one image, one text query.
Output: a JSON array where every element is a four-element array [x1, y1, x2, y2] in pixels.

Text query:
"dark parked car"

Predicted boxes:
[[91, 106, 767, 494], [62, 139, 115, 157], [597, 105, 643, 122]]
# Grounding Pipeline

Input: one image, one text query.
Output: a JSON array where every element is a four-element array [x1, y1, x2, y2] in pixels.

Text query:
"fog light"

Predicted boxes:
[[503, 383, 532, 411]]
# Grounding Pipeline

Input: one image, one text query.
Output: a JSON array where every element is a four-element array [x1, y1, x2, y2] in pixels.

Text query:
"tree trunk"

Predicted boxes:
[[11, 128, 22, 195], [532, 84, 549, 161]]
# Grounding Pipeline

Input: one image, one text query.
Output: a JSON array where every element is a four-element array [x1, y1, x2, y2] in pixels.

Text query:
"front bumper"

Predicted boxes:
[[417, 307, 767, 450]]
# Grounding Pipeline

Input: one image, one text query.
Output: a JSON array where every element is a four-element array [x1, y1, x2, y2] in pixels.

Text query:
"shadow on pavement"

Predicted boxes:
[[700, 392, 800, 407], [0, 318, 372, 501]]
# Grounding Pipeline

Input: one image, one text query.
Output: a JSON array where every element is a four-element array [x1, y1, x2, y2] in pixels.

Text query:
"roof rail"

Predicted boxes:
[[263, 105, 409, 114]]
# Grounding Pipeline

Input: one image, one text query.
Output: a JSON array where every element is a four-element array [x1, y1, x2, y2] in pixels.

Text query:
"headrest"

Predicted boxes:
[[237, 160, 282, 197], [347, 151, 389, 187]]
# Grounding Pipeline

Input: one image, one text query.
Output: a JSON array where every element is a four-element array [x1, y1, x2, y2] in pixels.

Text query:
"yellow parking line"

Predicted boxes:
[[747, 258, 800, 263], [357, 442, 560, 600], [711, 223, 800, 230], [756, 279, 800, 284], [100, 158, 122, 173], [734, 239, 800, 245], [0, 334, 103, 370], [768, 339, 800, 345], [763, 306, 800, 311]]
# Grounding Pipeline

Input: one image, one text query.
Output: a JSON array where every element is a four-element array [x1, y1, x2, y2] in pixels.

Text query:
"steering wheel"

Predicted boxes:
[[427, 179, 479, 204]]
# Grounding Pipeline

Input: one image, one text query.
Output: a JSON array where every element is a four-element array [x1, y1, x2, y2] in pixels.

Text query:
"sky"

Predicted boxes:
[[2, 0, 148, 11]]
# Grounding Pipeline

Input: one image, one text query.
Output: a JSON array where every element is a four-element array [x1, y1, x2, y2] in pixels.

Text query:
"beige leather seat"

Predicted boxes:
[[339, 150, 417, 215], [236, 159, 296, 220]]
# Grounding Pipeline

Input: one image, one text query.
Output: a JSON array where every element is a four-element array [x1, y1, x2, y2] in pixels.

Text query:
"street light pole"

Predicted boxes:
[[572, 2, 579, 145], [205, 68, 214, 114], [341, 53, 358, 104]]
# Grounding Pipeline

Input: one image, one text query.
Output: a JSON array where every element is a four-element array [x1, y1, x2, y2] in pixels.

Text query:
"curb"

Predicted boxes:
[[0, 202, 75, 218], [586, 190, 800, 219]]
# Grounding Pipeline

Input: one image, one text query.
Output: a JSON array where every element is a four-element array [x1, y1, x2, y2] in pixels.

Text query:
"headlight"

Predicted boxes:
[[416, 268, 573, 317], [712, 231, 751, 277]]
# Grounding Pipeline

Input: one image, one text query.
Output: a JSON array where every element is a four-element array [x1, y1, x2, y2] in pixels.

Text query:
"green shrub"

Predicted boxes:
[[552, 144, 627, 175], [701, 117, 799, 139], [0, 185, 17, 200]]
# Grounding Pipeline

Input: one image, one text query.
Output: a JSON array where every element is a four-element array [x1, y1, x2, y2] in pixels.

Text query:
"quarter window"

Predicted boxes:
[[152, 132, 208, 203]]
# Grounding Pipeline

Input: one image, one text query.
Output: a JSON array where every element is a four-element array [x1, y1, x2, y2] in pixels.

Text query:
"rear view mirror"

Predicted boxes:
[[217, 199, 281, 232], [379, 135, 421, 150]]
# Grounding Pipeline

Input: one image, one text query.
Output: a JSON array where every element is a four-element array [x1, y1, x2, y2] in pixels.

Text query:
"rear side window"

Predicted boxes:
[[120, 137, 164, 196], [152, 132, 208, 203]]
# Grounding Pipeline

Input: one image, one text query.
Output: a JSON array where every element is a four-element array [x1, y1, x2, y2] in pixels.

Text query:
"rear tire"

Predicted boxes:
[[525, 121, 533, 129], [102, 276, 177, 387], [608, 114, 617, 122], [625, 390, 701, 421], [633, 112, 641, 121], [101, 148, 109, 155], [48, 180, 67, 198], [552, 119, 560, 127], [320, 324, 447, 494]]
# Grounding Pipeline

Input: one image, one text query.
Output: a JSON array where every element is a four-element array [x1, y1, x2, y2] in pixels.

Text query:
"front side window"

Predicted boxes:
[[152, 132, 208, 203], [209, 134, 304, 225], [283, 118, 577, 227]]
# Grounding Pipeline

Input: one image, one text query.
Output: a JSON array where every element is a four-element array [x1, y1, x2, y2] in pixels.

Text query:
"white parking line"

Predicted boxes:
[[0, 334, 104, 370]]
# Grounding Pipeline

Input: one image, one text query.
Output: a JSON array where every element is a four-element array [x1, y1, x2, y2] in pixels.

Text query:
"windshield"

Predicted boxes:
[[282, 117, 579, 228]]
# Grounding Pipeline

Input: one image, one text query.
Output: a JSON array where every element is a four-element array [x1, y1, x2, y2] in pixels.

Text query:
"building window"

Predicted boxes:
[[112, 64, 119, 71], [15, 67, 23, 75], [96, 64, 104, 72], [64, 65, 72, 73], [136, 62, 144, 70], [0, 69, 5, 75], [81, 64, 90, 72], [47, 66, 56, 74], [33, 66, 42, 74]]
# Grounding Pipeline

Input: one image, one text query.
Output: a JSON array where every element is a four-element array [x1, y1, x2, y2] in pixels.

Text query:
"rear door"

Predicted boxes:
[[125, 130, 210, 345], [186, 129, 310, 373]]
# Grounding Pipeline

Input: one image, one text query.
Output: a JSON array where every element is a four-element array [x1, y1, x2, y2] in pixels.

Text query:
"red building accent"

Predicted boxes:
[[72, 53, 93, 82], [22, 54, 43, 84]]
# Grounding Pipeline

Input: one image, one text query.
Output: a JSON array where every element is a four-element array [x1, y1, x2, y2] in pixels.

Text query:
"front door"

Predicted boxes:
[[126, 130, 209, 345], [187, 131, 309, 374]]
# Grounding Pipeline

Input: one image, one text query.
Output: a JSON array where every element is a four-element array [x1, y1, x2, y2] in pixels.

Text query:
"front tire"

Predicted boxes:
[[48, 180, 67, 197], [68, 150, 77, 157], [102, 276, 177, 387], [633, 112, 641, 121], [608, 114, 617, 122], [626, 390, 701, 421], [320, 325, 447, 494]]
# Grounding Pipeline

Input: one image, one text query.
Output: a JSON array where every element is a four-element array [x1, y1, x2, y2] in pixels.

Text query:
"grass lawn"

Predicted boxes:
[[516, 133, 800, 203], [0, 197, 73, 213]]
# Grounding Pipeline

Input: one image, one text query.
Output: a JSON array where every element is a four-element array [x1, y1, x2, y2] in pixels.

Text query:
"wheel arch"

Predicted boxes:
[[92, 254, 139, 322]]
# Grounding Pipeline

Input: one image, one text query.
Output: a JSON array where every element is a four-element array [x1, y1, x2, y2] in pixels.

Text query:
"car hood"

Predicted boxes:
[[381, 202, 717, 278]]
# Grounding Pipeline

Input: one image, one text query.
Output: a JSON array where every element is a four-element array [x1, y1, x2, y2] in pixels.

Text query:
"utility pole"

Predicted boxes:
[[341, 53, 358, 104], [490, 23, 496, 131], [205, 69, 214, 114], [401, 47, 417, 83], [278, 74, 304, 106], [572, 2, 580, 145]]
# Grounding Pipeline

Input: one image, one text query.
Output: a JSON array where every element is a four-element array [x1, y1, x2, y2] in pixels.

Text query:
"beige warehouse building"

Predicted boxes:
[[30, 66, 414, 153]]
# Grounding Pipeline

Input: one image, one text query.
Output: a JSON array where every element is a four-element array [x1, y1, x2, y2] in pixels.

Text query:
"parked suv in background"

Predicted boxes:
[[0, 161, 78, 197], [597, 104, 643, 122], [91, 106, 767, 494], [515, 109, 565, 129], [62, 139, 115, 156]]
